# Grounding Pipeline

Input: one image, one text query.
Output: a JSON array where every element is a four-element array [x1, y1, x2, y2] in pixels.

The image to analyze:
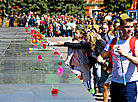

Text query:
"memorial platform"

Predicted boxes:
[[0, 27, 96, 102]]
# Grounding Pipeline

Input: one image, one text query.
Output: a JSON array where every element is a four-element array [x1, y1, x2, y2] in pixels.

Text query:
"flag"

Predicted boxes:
[[130, 0, 137, 9]]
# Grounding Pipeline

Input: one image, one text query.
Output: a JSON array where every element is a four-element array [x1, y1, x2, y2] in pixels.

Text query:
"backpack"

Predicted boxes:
[[109, 36, 138, 71]]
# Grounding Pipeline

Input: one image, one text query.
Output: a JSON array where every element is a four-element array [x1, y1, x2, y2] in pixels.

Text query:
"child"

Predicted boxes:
[[48, 28, 90, 89], [64, 30, 106, 94], [48, 24, 54, 37]]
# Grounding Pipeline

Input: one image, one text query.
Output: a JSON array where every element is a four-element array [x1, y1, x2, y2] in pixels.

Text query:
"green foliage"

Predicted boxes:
[[101, 0, 133, 13], [0, 0, 7, 18], [47, 0, 86, 16], [1, 0, 86, 17]]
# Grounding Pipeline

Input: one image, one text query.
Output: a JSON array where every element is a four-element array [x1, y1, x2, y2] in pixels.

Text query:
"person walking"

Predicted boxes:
[[17, 13, 22, 27], [48, 28, 90, 89], [22, 13, 27, 27], [97, 13, 138, 102], [28, 15, 36, 27], [8, 13, 16, 27], [98, 22, 114, 102]]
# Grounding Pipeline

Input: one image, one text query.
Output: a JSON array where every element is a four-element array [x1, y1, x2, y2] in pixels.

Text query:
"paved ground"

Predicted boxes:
[[47, 36, 111, 102]]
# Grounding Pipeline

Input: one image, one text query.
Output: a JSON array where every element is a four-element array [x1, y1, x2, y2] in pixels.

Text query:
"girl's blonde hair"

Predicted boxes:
[[88, 30, 99, 50]]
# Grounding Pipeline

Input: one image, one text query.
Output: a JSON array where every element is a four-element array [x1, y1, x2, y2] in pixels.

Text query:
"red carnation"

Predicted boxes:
[[51, 89, 58, 94], [58, 62, 62, 65], [35, 31, 37, 34], [31, 30, 33, 33], [77, 76, 81, 80], [25, 38, 27, 41], [54, 51, 58, 54], [39, 37, 42, 40], [38, 55, 42, 59], [34, 34, 37, 37]]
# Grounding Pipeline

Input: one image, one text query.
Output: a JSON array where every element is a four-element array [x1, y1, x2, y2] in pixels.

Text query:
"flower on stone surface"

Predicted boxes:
[[51, 89, 59, 94], [58, 67, 63, 72], [38, 55, 42, 59], [58, 61, 62, 65], [54, 51, 58, 54], [51, 85, 59, 94], [57, 67, 63, 76]]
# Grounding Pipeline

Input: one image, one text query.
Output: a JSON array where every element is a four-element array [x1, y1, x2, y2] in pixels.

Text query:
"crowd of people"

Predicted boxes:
[[8, 10, 138, 102], [8, 11, 138, 38], [47, 12, 138, 102]]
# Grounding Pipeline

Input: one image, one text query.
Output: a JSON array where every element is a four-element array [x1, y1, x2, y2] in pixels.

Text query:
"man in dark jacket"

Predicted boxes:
[[29, 16, 35, 27]]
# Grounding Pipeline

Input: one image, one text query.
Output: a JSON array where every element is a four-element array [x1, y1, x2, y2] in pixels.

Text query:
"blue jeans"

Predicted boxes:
[[94, 63, 101, 87], [67, 30, 72, 37], [110, 81, 137, 102], [62, 30, 66, 36], [90, 63, 101, 91]]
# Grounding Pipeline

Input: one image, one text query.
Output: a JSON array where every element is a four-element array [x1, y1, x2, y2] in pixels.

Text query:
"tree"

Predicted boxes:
[[20, 0, 86, 16], [0, 0, 8, 19], [20, 0, 50, 15], [48, 0, 87, 16], [1, 0, 86, 16], [0, 0, 87, 26], [101, 0, 133, 13], [0, 0, 9, 27]]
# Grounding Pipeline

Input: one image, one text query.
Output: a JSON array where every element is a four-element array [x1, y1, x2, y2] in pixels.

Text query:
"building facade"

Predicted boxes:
[[85, 0, 105, 17]]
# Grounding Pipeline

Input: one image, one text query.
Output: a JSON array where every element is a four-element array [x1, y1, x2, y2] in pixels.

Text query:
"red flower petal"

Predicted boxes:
[[25, 38, 27, 41], [51, 89, 58, 94], [57, 53, 60, 56], [54, 52, 58, 54], [77, 76, 81, 80], [38, 55, 42, 59], [35, 31, 37, 34], [58, 62, 62, 65]]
